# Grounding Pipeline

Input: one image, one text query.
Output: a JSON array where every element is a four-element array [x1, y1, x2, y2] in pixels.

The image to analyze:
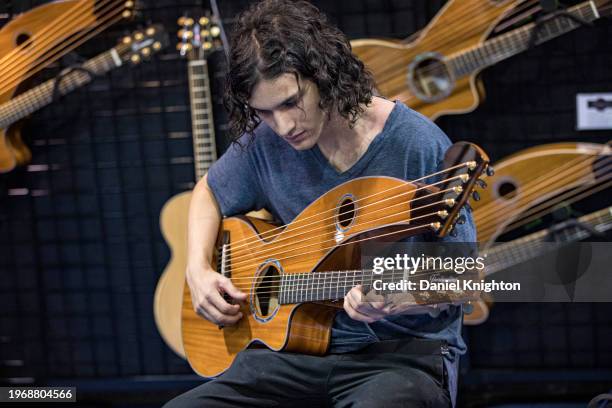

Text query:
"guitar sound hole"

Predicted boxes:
[[407, 52, 454, 103], [16, 33, 30, 47], [338, 198, 356, 229], [254, 264, 281, 319], [498, 181, 517, 199]]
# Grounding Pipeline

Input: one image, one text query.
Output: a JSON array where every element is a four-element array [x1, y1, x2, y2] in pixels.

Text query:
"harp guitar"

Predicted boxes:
[[181, 142, 490, 378], [351, 0, 612, 120]]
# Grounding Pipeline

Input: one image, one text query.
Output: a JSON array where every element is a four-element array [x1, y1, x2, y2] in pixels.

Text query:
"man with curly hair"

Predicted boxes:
[[165, 0, 475, 407]]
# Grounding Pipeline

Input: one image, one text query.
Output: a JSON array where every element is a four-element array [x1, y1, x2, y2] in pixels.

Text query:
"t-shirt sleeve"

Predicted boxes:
[[206, 138, 267, 217]]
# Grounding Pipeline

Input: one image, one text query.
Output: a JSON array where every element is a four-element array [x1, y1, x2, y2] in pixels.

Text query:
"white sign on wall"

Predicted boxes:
[[576, 93, 612, 130]]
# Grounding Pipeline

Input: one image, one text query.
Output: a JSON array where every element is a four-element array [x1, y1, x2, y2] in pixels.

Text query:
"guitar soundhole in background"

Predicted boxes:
[[407, 52, 453, 102], [337, 197, 356, 229], [15, 33, 30, 47], [498, 181, 518, 199], [254, 264, 281, 320]]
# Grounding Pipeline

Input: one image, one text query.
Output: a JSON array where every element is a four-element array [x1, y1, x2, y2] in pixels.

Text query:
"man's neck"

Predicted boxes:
[[317, 97, 395, 172]]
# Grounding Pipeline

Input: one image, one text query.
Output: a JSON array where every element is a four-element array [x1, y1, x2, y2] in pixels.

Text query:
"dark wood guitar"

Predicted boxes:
[[0, 25, 168, 170], [181, 142, 490, 378], [351, 0, 612, 119]]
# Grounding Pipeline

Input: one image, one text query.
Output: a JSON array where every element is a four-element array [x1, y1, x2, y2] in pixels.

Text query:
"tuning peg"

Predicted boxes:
[[486, 166, 495, 177], [203, 41, 213, 50], [178, 29, 193, 39], [130, 54, 141, 64], [141, 47, 151, 57], [475, 178, 487, 189], [472, 191, 481, 201], [134, 31, 144, 41], [122, 35, 132, 44], [153, 41, 162, 51], [455, 214, 466, 225], [210, 26, 221, 37], [124, 0, 134, 8], [199, 16, 210, 26], [122, 9, 132, 18], [145, 27, 155, 36]]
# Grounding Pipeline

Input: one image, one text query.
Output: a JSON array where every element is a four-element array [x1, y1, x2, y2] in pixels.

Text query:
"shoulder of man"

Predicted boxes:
[[387, 102, 452, 159]]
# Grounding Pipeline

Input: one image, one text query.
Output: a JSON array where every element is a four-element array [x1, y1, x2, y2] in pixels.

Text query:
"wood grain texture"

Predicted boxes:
[[351, 0, 520, 119]]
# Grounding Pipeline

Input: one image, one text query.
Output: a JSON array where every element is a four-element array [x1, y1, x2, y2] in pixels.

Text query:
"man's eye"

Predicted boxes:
[[283, 100, 297, 108]]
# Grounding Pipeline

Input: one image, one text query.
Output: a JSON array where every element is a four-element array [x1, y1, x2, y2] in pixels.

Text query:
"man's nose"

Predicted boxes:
[[272, 110, 296, 137]]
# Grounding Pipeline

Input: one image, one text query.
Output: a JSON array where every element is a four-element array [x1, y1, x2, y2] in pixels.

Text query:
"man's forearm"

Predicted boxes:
[[187, 174, 222, 270]]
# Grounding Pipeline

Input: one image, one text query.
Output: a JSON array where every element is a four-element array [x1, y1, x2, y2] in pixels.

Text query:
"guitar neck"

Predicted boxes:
[[483, 206, 612, 276], [277, 268, 474, 305], [449, 1, 601, 77], [187, 60, 218, 180], [0, 49, 121, 129]]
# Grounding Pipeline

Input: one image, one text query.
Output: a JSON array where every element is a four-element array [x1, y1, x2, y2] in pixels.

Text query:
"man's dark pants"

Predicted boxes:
[[164, 338, 451, 408]]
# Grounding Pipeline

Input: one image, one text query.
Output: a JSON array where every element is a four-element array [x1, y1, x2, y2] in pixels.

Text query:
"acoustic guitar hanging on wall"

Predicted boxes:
[[351, 0, 612, 120]]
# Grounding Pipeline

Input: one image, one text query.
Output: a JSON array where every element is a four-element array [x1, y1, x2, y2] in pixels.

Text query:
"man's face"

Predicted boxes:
[[248, 73, 326, 150]]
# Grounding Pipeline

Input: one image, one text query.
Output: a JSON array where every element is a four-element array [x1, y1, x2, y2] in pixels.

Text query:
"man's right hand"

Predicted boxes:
[[186, 266, 247, 326]]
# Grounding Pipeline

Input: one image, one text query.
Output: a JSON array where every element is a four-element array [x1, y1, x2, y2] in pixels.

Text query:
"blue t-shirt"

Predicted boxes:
[[207, 101, 476, 404]]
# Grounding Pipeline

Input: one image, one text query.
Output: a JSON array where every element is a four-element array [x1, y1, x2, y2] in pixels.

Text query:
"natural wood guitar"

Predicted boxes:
[[181, 142, 490, 378], [351, 0, 612, 120], [0, 26, 167, 170], [154, 15, 222, 358], [465, 142, 611, 324], [0, 0, 135, 172]]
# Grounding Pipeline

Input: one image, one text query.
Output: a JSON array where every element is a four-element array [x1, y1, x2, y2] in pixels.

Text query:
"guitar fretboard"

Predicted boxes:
[[483, 206, 612, 276], [0, 49, 119, 129], [449, 1, 600, 77], [187, 60, 217, 180]]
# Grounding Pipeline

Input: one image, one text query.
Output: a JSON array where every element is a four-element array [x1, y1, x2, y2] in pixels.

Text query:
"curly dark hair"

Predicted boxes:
[[224, 0, 374, 143]]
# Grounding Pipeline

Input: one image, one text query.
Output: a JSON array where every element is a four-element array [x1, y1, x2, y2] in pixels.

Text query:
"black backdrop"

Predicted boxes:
[[0, 0, 611, 406]]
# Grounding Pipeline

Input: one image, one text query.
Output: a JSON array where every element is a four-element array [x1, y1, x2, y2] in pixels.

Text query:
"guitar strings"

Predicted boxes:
[[0, 0, 126, 96], [224, 161, 475, 250], [475, 148, 611, 241], [0, 0, 123, 86], [224, 151, 608, 267], [482, 206, 612, 277], [0, 43, 125, 124], [228, 201, 451, 272], [0, 30, 137, 121], [228, 220, 474, 294], [226, 179, 463, 266], [0, 1, 126, 97], [374, 1, 594, 103], [225, 154, 610, 287], [246, 167, 612, 294]]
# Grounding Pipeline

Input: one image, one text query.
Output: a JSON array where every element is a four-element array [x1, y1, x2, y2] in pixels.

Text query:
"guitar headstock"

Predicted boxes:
[[177, 13, 223, 61], [116, 24, 168, 65], [428, 142, 491, 238]]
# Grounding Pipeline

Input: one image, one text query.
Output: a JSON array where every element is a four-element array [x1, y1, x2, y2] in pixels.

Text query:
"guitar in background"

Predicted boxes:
[[466, 142, 611, 324], [154, 14, 222, 358], [0, 0, 137, 172], [351, 0, 612, 120]]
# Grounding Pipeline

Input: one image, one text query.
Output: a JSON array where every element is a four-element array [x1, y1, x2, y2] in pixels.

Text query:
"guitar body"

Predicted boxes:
[[154, 191, 192, 357], [351, 0, 518, 120], [464, 142, 609, 325], [182, 176, 428, 377], [155, 190, 277, 358], [0, 0, 97, 172]]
